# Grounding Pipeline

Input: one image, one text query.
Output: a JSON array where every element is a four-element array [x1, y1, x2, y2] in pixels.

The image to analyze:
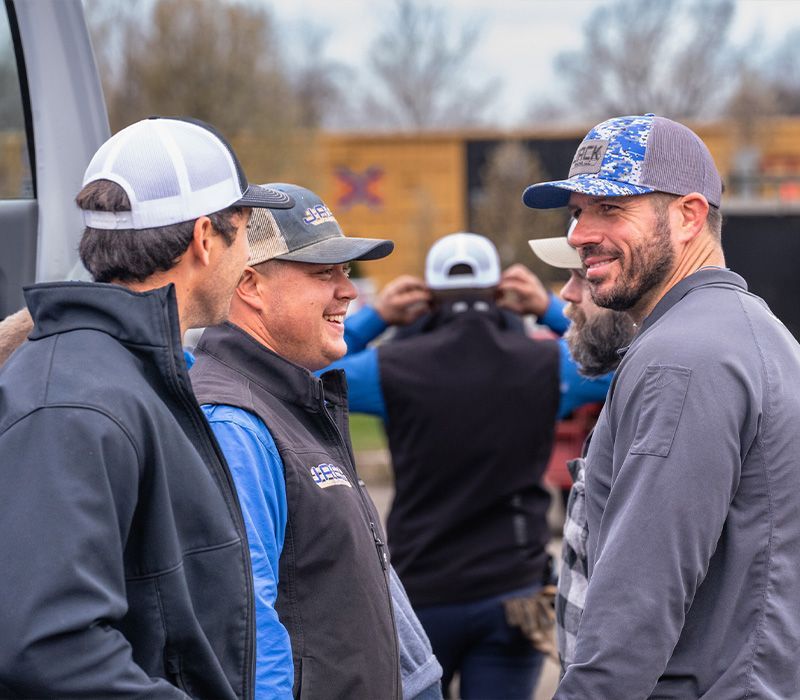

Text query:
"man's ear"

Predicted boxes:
[[673, 193, 710, 245], [188, 216, 215, 267], [234, 267, 265, 311]]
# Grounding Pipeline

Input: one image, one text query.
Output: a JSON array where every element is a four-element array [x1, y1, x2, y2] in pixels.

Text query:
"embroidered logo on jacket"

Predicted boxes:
[[310, 463, 352, 489]]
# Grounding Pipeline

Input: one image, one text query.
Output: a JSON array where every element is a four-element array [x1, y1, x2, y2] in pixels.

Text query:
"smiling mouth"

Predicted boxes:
[[324, 314, 345, 324], [582, 250, 619, 280]]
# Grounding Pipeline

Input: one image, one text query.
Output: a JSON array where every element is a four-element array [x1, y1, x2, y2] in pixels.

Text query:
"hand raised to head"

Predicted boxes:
[[374, 275, 432, 326]]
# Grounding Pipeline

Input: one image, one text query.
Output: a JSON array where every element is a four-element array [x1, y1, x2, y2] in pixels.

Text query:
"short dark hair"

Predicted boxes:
[[77, 179, 244, 284], [706, 204, 722, 241], [649, 191, 722, 241]]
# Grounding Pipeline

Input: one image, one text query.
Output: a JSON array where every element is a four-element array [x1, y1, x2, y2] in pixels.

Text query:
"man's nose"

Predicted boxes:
[[567, 216, 602, 249], [336, 271, 358, 301], [560, 271, 584, 304]]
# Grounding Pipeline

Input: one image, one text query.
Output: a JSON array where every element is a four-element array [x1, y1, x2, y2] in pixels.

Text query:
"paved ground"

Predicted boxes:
[[364, 480, 561, 700]]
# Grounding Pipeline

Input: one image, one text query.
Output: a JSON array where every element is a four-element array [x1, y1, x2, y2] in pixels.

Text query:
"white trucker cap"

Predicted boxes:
[[81, 116, 294, 230], [425, 232, 501, 290]]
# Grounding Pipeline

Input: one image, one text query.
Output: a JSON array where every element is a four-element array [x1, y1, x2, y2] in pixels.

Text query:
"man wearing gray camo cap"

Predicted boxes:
[[524, 114, 800, 698]]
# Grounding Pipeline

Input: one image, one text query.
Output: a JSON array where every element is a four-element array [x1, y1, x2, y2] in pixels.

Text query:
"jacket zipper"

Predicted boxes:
[[162, 312, 256, 700], [319, 391, 400, 698]]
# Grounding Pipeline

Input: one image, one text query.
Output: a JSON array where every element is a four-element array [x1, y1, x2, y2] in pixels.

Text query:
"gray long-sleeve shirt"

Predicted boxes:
[[556, 268, 800, 699]]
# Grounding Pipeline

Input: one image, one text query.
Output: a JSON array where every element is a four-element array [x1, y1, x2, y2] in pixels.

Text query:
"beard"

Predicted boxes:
[[564, 303, 636, 377], [585, 206, 674, 312]]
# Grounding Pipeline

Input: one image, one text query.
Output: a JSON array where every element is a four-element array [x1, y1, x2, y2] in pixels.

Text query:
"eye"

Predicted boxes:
[[599, 202, 619, 214], [342, 264, 352, 278]]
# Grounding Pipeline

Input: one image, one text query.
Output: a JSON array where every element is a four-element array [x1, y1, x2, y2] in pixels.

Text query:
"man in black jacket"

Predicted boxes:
[[0, 117, 292, 697]]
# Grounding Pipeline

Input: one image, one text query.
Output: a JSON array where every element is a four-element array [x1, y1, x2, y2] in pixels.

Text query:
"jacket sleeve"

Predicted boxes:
[[555, 362, 745, 698], [389, 567, 443, 699], [540, 294, 569, 336], [343, 306, 388, 354], [0, 406, 187, 697], [324, 347, 387, 420], [202, 404, 294, 699]]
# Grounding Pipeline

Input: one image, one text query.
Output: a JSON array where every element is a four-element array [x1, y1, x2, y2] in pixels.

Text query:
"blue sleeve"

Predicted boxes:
[[344, 306, 388, 354], [201, 404, 293, 700], [540, 294, 570, 336], [325, 347, 388, 421], [557, 338, 613, 419]]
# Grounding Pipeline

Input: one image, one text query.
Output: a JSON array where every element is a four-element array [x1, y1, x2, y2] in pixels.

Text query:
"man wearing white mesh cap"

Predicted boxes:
[[0, 117, 293, 697], [523, 114, 800, 698]]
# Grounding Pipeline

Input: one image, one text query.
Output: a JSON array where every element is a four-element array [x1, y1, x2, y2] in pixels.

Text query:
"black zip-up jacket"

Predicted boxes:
[[191, 322, 401, 700], [0, 282, 254, 698]]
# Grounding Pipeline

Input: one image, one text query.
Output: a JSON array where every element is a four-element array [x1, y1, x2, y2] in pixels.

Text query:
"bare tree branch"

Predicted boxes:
[[360, 0, 500, 129], [550, 0, 739, 120]]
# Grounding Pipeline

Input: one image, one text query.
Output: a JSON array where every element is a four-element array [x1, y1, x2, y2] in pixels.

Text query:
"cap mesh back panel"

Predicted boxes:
[[172, 125, 234, 192], [248, 209, 289, 263], [641, 117, 721, 205], [114, 129, 181, 202]]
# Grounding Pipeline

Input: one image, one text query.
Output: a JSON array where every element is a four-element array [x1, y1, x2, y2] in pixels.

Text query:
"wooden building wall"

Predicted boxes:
[[239, 119, 800, 296]]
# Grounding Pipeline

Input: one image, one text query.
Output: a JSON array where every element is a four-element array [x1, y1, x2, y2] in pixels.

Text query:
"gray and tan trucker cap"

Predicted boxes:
[[82, 117, 294, 230], [522, 114, 723, 209], [247, 183, 394, 265]]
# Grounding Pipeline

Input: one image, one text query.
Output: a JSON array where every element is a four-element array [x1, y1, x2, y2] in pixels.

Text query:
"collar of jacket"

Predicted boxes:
[[25, 280, 183, 350], [195, 321, 347, 412], [640, 267, 746, 333], [428, 300, 520, 330], [23, 280, 191, 401], [617, 268, 747, 359]]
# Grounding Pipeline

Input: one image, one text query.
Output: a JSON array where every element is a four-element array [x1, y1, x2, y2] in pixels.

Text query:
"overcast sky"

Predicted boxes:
[[262, 0, 800, 126]]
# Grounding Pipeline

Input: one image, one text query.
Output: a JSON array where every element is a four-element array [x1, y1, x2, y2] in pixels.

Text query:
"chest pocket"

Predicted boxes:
[[629, 365, 692, 458]]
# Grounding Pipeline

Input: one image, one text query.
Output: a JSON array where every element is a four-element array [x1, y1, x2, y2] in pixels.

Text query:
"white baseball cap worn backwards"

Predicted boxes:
[[425, 233, 501, 290]]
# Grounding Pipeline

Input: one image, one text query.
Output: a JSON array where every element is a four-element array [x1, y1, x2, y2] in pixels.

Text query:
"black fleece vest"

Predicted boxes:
[[378, 303, 560, 606], [191, 323, 400, 700]]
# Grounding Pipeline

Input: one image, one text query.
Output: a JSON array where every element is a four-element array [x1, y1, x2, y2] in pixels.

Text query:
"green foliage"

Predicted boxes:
[[348, 413, 387, 452]]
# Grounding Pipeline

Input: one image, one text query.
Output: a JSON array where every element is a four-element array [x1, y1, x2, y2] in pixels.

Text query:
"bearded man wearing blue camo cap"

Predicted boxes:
[[524, 114, 800, 698]]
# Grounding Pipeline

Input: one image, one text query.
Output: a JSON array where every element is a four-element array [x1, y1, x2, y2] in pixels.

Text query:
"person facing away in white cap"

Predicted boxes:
[[524, 113, 800, 699], [0, 116, 294, 696], [319, 231, 561, 700]]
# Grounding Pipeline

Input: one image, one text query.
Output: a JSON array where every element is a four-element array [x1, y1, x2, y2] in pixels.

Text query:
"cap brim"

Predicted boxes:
[[522, 176, 654, 209], [275, 236, 394, 264], [235, 184, 295, 209], [528, 236, 582, 269]]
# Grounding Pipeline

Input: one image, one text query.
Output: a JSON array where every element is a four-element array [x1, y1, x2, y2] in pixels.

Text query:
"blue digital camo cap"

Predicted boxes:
[[522, 114, 723, 209]]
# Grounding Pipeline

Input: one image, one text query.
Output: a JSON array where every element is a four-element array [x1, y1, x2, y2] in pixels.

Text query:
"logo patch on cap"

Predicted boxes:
[[310, 463, 352, 489], [303, 204, 337, 227], [569, 140, 609, 176]]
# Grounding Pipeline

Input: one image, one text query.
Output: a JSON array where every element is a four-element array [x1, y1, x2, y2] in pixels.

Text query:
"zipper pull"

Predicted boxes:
[[370, 521, 388, 570]]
